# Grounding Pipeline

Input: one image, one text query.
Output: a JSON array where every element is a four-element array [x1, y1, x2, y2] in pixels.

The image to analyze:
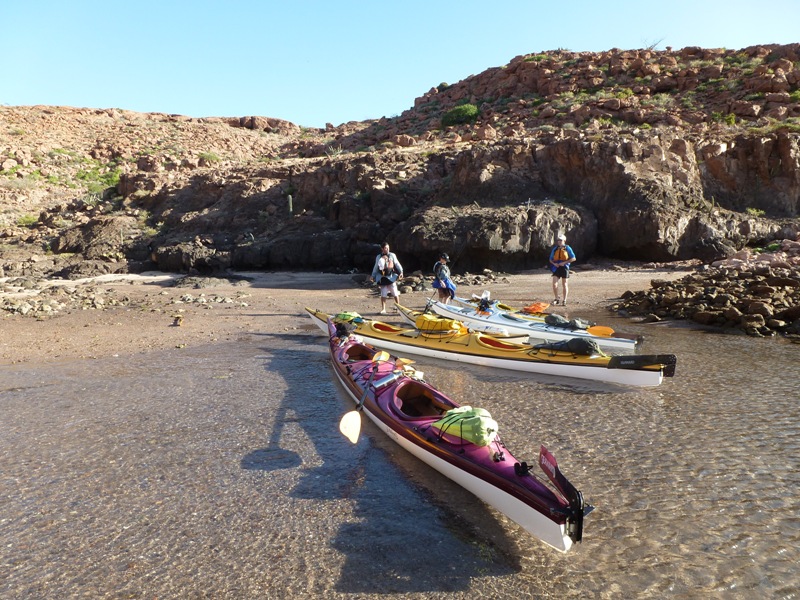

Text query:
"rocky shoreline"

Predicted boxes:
[[4, 245, 798, 370], [613, 238, 800, 338]]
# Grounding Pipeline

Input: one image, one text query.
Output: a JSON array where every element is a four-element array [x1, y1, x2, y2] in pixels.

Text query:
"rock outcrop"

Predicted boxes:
[[613, 238, 800, 337], [2, 44, 800, 278]]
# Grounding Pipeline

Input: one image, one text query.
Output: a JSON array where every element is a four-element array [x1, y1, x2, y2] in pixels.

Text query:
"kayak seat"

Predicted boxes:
[[477, 336, 526, 351], [394, 382, 448, 418], [372, 322, 406, 333]]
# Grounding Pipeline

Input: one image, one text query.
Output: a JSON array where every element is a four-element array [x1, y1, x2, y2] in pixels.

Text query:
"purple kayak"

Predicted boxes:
[[325, 318, 592, 552]]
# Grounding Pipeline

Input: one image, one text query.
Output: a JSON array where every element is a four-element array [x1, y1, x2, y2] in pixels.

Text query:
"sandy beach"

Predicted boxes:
[[2, 266, 687, 366], [5, 264, 800, 599]]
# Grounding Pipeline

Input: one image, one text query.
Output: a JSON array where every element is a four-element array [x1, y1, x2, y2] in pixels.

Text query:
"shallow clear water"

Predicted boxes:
[[1, 312, 798, 599]]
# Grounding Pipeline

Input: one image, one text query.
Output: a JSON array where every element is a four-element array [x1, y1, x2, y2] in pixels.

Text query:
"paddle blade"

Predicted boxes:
[[586, 325, 616, 337], [522, 301, 550, 314], [398, 363, 424, 380], [372, 350, 391, 363], [339, 410, 362, 444], [395, 357, 416, 369]]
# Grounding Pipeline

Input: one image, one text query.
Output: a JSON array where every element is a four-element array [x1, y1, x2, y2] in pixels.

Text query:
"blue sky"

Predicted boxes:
[[2, 1, 798, 128]]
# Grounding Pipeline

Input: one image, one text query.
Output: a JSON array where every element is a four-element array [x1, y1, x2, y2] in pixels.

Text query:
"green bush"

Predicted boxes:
[[198, 151, 221, 163], [17, 214, 38, 227], [441, 104, 479, 127], [750, 118, 800, 134], [75, 161, 122, 195], [710, 111, 736, 126]]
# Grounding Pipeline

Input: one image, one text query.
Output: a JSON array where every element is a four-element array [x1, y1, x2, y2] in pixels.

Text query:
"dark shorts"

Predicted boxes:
[[553, 266, 570, 279]]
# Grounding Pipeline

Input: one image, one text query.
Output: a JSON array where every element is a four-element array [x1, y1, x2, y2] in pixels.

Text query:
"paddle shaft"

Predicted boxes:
[[423, 288, 438, 312], [356, 362, 380, 410]]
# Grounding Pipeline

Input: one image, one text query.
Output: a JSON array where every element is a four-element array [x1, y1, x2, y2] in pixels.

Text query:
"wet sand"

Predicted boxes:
[[2, 266, 696, 599]]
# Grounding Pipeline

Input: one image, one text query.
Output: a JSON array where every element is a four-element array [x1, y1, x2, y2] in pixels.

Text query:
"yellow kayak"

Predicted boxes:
[[305, 308, 676, 387]]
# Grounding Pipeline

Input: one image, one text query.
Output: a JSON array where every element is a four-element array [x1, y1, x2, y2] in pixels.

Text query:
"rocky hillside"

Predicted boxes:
[[2, 43, 800, 279]]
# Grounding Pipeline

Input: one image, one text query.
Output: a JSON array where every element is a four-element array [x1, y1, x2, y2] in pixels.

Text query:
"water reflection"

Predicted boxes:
[[1, 313, 798, 598]]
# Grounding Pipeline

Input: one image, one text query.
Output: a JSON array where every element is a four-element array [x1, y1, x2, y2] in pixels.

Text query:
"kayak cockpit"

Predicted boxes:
[[392, 380, 452, 418], [342, 343, 377, 362]]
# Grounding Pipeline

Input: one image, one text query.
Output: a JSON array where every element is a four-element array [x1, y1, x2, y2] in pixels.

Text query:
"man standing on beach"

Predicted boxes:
[[370, 242, 404, 314], [549, 234, 576, 306]]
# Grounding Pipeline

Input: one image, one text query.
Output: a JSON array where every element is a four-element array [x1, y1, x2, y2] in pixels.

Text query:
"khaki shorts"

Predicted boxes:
[[380, 283, 399, 298]]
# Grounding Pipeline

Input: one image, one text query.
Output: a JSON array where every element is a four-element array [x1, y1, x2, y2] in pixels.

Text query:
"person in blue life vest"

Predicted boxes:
[[549, 233, 576, 306], [370, 242, 404, 314], [432, 253, 457, 304]]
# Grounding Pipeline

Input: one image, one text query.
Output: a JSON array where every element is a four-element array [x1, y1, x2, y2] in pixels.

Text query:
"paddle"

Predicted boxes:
[[586, 325, 616, 337], [422, 286, 438, 313], [339, 350, 391, 444], [395, 357, 415, 369]]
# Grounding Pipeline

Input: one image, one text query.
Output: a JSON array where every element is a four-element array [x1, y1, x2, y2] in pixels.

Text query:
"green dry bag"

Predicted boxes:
[[431, 406, 498, 446], [334, 311, 363, 324]]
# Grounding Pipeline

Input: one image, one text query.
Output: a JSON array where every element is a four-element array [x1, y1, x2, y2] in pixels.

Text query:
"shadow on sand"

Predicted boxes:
[[241, 330, 521, 594]]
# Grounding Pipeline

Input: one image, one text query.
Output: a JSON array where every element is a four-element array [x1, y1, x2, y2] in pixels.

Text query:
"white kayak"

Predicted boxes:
[[426, 300, 641, 351]]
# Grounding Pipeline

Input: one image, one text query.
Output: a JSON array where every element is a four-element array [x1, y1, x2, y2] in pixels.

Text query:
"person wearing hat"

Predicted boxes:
[[549, 234, 576, 306], [432, 252, 456, 304]]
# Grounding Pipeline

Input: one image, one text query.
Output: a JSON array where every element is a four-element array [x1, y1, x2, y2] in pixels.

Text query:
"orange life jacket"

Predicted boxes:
[[553, 246, 569, 262]]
